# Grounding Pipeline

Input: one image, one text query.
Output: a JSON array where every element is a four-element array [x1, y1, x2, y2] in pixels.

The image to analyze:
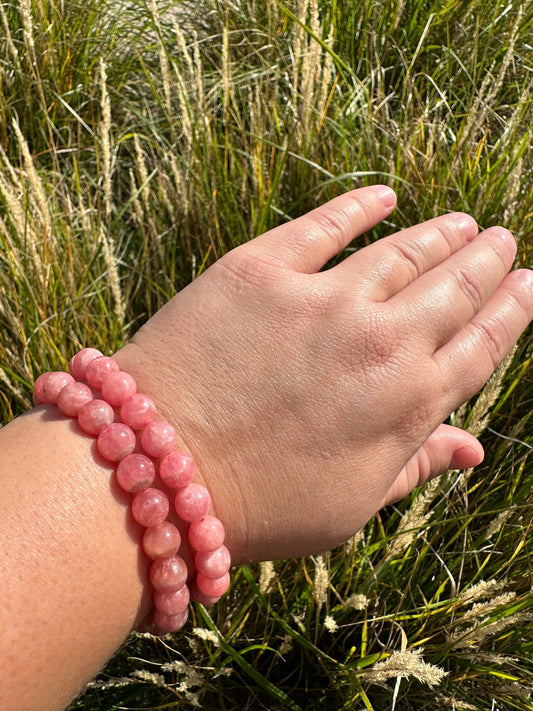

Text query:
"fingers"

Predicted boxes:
[[333, 212, 478, 299], [393, 226, 518, 348], [435, 268, 533, 406], [246, 185, 397, 273], [379, 424, 484, 508]]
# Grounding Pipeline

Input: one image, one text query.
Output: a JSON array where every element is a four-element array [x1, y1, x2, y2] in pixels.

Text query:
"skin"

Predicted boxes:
[[1, 186, 532, 710]]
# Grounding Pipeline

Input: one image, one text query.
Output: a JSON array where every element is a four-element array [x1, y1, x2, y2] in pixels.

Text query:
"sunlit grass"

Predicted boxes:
[[0, 0, 531, 708]]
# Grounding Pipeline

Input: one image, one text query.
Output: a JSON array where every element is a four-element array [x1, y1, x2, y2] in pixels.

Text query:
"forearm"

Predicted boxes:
[[0, 407, 149, 711]]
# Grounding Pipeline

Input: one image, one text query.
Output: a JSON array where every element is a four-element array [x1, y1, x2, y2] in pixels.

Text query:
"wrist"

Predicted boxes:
[[34, 346, 232, 633]]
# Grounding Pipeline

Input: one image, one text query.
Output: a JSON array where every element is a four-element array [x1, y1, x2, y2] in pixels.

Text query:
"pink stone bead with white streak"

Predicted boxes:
[[159, 451, 196, 489], [41, 372, 75, 404], [195, 545, 231, 579], [101, 371, 137, 407], [120, 394, 157, 430], [188, 515, 225, 552], [116, 453, 155, 493], [97, 422, 136, 462], [85, 356, 119, 389], [131, 488, 170, 527], [57, 382, 93, 417], [141, 421, 178, 458], [69, 348, 103, 380], [77, 399, 115, 436], [174, 483, 211, 522]]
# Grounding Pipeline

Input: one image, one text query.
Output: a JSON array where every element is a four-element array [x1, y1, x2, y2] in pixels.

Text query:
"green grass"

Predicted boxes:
[[0, 0, 532, 708]]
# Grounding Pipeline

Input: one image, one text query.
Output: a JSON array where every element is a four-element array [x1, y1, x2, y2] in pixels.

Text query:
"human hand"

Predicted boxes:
[[114, 186, 533, 564]]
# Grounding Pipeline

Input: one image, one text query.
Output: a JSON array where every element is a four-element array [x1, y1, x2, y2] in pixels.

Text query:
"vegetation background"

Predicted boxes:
[[0, 0, 532, 708]]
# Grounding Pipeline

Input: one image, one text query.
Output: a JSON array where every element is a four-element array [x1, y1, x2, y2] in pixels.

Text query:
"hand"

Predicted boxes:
[[114, 186, 533, 563]]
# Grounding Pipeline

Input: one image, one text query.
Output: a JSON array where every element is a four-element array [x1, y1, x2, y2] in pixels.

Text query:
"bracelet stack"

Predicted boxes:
[[33, 348, 231, 634]]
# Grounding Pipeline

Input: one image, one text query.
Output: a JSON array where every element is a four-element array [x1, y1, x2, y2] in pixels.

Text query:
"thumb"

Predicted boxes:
[[380, 424, 484, 508]]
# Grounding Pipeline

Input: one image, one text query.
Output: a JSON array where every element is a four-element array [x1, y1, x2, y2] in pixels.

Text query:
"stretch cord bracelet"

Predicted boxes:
[[33, 347, 231, 635]]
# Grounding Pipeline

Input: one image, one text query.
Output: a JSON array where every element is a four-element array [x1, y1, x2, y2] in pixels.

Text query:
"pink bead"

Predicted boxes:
[[57, 382, 93, 417], [189, 579, 223, 606], [116, 453, 155, 493], [196, 571, 230, 598], [131, 488, 170, 527], [143, 521, 181, 559], [117, 454, 155, 494], [97, 423, 136, 462], [85, 356, 119, 389], [78, 399, 115, 436], [120, 394, 157, 430], [141, 421, 178, 458], [33, 372, 53, 405], [195, 545, 231, 579], [40, 372, 75, 404], [154, 585, 190, 615], [174, 483, 211, 522], [69, 348, 103, 380], [150, 556, 188, 592], [101, 371, 137, 407], [188, 515, 225, 552], [154, 606, 188, 634], [159, 451, 196, 489]]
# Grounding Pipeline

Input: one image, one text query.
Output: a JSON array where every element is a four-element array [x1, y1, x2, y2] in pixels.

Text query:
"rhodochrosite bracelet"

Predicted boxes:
[[33, 348, 231, 634]]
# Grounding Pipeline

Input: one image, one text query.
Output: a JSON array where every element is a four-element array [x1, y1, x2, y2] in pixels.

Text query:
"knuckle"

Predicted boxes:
[[473, 317, 509, 370], [452, 266, 485, 313], [381, 240, 425, 284], [305, 205, 354, 255], [216, 247, 278, 288]]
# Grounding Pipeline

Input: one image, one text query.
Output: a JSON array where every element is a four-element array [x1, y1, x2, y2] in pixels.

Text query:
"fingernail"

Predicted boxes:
[[488, 226, 516, 252], [368, 185, 396, 209], [450, 446, 483, 470], [452, 213, 477, 239], [517, 269, 533, 289]]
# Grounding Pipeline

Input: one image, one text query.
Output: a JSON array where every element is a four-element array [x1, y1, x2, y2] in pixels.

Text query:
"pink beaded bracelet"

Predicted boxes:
[[33, 348, 231, 634]]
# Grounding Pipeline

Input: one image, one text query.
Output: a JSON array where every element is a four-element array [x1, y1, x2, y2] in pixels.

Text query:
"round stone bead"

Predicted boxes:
[[116, 453, 156, 493], [189, 579, 223, 606], [97, 422, 136, 462], [143, 521, 181, 559], [196, 571, 230, 599], [150, 555, 188, 592], [101, 371, 137, 407], [141, 421, 178, 458], [69, 348, 103, 380], [131, 488, 170, 528], [195, 545, 231, 579], [40, 371, 75, 404], [159, 451, 196, 489], [188, 515, 225, 552], [78, 399, 115, 436], [154, 585, 190, 615], [85, 356, 119, 389], [154, 606, 188, 634], [120, 394, 157, 430], [57, 382, 93, 417], [33, 372, 53, 405], [174, 483, 211, 523]]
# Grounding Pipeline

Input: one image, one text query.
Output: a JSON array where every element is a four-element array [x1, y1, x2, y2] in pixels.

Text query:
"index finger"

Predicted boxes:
[[246, 186, 397, 273]]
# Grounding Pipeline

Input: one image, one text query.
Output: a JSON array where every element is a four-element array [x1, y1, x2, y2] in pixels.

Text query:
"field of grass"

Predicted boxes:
[[0, 0, 532, 708]]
